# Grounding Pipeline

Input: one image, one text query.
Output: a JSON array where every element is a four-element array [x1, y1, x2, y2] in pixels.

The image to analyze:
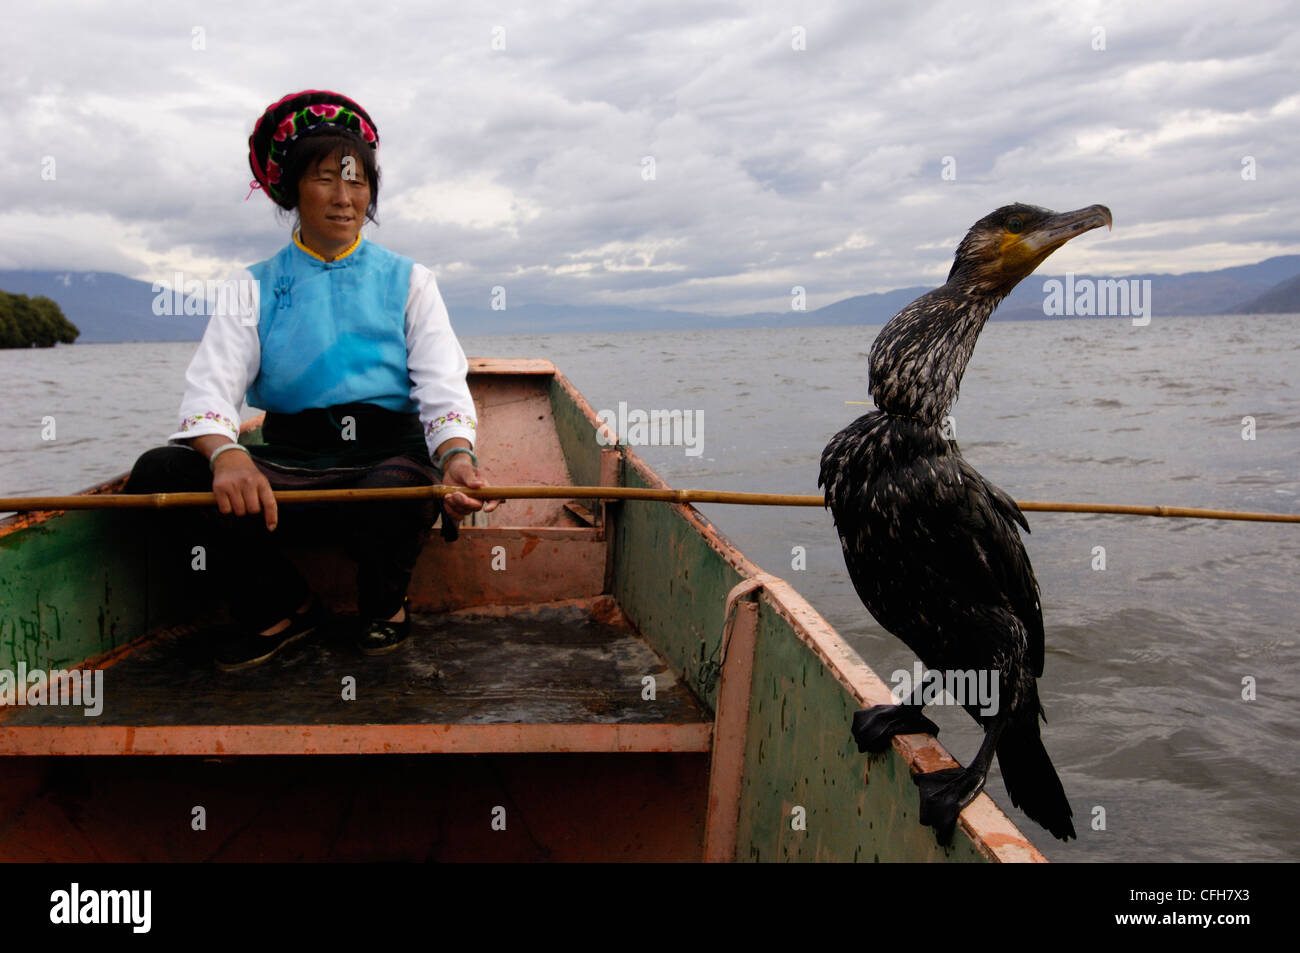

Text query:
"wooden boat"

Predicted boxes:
[[0, 358, 1045, 861]]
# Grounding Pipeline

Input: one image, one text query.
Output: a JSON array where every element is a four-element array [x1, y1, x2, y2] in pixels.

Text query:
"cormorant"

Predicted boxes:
[[819, 203, 1112, 845]]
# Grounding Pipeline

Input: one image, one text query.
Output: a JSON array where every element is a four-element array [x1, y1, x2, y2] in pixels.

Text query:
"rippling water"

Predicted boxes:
[[2, 313, 1297, 862]]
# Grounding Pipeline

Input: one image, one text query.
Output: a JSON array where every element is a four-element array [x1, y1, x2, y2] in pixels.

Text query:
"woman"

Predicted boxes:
[[126, 89, 497, 671]]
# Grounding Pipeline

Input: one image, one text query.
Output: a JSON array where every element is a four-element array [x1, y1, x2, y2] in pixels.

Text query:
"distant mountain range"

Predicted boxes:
[[0, 272, 209, 344], [991, 254, 1300, 322], [1, 255, 1296, 343], [1233, 271, 1300, 314]]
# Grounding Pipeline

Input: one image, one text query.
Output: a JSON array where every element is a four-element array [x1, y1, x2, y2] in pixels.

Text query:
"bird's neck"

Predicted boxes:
[[867, 285, 1002, 425]]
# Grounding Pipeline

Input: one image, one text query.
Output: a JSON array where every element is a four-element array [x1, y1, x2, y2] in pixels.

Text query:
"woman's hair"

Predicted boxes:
[[277, 127, 380, 225]]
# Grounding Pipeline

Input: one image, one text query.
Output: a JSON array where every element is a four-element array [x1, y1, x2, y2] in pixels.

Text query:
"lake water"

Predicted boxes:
[[2, 313, 1297, 862]]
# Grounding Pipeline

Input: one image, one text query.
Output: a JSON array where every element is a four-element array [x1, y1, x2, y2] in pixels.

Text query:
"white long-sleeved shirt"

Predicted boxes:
[[167, 252, 476, 461]]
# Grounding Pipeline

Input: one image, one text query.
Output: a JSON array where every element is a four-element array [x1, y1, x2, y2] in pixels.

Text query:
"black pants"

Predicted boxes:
[[125, 443, 438, 630]]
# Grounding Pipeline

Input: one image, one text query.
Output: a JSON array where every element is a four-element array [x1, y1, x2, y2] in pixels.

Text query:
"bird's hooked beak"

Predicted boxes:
[[1001, 204, 1112, 281]]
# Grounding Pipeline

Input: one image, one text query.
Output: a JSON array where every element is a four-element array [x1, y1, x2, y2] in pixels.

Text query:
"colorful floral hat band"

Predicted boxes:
[[247, 90, 378, 208]]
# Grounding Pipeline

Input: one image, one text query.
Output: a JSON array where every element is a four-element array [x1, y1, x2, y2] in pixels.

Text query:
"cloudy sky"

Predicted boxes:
[[2, 0, 1296, 315]]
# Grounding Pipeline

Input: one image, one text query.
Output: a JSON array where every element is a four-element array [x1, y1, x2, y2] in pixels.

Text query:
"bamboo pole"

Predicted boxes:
[[1, 486, 1297, 523]]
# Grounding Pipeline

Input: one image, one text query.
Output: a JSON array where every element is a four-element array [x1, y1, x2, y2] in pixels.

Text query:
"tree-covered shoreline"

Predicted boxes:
[[0, 290, 80, 347]]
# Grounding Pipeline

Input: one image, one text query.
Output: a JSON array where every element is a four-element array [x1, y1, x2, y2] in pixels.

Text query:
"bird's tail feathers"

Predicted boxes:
[[996, 718, 1076, 841]]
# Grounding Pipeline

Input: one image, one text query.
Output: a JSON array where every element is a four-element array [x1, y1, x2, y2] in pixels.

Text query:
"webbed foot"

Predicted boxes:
[[850, 704, 941, 753], [914, 766, 987, 846]]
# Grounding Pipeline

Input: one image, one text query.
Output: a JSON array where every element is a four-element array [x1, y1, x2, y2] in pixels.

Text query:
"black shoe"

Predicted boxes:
[[215, 599, 323, 672], [356, 600, 411, 656]]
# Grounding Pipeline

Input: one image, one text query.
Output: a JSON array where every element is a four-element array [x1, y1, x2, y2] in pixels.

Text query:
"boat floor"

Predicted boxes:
[[0, 598, 714, 756]]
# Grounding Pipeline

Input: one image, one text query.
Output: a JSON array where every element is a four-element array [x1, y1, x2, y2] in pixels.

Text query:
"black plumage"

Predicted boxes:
[[820, 203, 1111, 845]]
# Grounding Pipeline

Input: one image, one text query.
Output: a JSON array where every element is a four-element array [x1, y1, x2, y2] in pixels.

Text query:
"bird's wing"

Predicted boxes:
[[977, 468, 1030, 534], [946, 457, 1045, 678], [821, 416, 1045, 678]]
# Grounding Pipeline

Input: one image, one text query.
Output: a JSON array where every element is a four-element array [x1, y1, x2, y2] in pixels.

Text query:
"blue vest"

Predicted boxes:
[[246, 238, 416, 414]]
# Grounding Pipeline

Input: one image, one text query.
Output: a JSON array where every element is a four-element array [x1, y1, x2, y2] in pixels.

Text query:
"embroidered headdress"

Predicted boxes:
[[248, 90, 378, 208]]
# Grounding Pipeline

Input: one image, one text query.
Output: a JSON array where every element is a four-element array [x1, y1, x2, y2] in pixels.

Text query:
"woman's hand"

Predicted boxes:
[[441, 453, 499, 523], [194, 437, 278, 532]]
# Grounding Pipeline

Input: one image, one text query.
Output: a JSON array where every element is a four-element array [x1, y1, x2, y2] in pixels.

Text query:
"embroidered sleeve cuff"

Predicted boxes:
[[168, 411, 240, 444], [424, 416, 477, 458]]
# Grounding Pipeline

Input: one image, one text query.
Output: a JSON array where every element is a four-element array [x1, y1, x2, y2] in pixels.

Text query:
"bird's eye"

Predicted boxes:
[[1006, 216, 1024, 233]]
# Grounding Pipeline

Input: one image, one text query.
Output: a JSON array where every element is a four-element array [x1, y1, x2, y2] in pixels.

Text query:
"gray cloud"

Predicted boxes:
[[1, 0, 1296, 317]]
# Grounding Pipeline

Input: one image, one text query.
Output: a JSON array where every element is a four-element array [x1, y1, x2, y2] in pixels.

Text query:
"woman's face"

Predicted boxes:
[[296, 150, 371, 255]]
